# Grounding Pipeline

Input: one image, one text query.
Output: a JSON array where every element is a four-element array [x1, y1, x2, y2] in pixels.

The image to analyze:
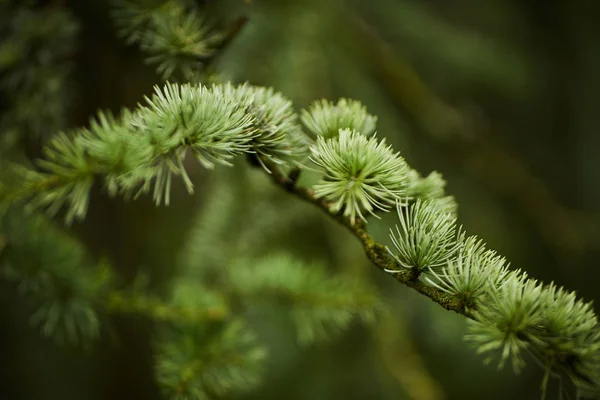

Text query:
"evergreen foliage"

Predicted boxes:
[[0, 210, 108, 346], [155, 318, 266, 400], [406, 169, 458, 215], [112, 0, 222, 81], [4, 75, 600, 398], [466, 271, 545, 372], [388, 199, 460, 272], [5, 75, 600, 397], [425, 235, 509, 310], [0, 81, 316, 223], [1, 2, 599, 400], [227, 83, 309, 169], [309, 128, 409, 224], [227, 255, 379, 345], [0, 0, 78, 153], [300, 98, 377, 139]]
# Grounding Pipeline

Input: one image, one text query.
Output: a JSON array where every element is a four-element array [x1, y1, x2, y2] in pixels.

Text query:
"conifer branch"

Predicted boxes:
[[227, 254, 379, 345], [258, 151, 600, 396], [102, 289, 229, 324], [257, 157, 472, 320], [112, 0, 247, 82], [3, 77, 599, 397], [0, 1, 78, 151]]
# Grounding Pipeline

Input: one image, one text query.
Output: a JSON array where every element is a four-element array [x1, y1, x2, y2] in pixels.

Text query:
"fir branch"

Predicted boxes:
[[0, 210, 110, 345], [4, 74, 599, 397], [112, 0, 247, 82], [112, 0, 223, 81], [155, 318, 267, 400], [0, 82, 311, 222], [256, 155, 600, 396], [102, 288, 229, 325], [227, 254, 380, 345], [257, 156, 471, 319], [0, 1, 79, 150], [0, 82, 257, 222], [0, 207, 232, 347]]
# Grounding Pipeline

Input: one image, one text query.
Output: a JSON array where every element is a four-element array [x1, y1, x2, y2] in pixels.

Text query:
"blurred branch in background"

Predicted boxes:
[[375, 315, 445, 400], [0, 0, 79, 157], [347, 6, 593, 260], [112, 0, 248, 82]]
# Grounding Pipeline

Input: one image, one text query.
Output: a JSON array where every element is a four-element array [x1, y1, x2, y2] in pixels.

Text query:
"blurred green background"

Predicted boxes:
[[2, 0, 600, 399]]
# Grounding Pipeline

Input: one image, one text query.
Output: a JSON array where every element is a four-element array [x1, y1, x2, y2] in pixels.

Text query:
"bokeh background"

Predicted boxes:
[[2, 0, 600, 399]]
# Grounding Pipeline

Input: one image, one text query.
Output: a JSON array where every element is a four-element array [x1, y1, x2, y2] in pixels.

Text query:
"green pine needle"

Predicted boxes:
[[0, 210, 111, 345], [0, 82, 258, 221], [155, 319, 267, 400], [309, 128, 409, 224], [466, 271, 544, 373], [138, 82, 256, 168], [536, 284, 600, 393], [406, 169, 458, 215], [387, 199, 460, 272], [424, 235, 509, 309], [112, 0, 222, 81], [224, 83, 309, 169], [300, 98, 377, 138]]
